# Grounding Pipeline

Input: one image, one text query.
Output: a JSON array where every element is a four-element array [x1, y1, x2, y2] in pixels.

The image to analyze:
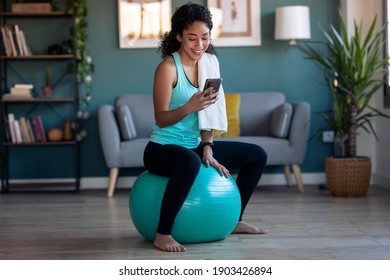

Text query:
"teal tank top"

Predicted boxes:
[[150, 52, 200, 149]]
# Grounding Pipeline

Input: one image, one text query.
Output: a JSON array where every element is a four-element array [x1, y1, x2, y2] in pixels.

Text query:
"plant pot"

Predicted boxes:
[[42, 86, 51, 97], [325, 157, 371, 197]]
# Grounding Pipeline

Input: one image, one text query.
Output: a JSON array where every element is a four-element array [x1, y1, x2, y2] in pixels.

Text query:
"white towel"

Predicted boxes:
[[198, 53, 228, 133]]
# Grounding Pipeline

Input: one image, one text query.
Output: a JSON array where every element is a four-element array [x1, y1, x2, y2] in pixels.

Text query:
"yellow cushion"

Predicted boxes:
[[214, 93, 241, 138]]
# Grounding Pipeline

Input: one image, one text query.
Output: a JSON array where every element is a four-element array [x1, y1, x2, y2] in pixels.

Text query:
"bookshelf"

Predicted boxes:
[[0, 1, 80, 192]]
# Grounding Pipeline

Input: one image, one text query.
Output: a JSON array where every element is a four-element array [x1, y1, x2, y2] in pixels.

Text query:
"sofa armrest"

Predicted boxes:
[[98, 105, 121, 168], [288, 102, 311, 164]]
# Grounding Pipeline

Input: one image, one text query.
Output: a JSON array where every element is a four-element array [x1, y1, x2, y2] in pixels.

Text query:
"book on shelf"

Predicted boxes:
[[13, 119, 22, 143], [10, 87, 32, 95], [26, 118, 36, 142], [2, 84, 34, 99], [37, 116, 47, 142], [2, 93, 33, 100], [30, 115, 47, 143], [7, 113, 16, 143], [28, 116, 38, 142], [19, 117, 32, 143], [3, 117, 12, 142], [13, 25, 24, 56], [19, 30, 31, 56], [1, 24, 17, 56], [1, 25, 12, 56], [3, 114, 50, 144], [1, 24, 31, 57], [14, 84, 34, 89]]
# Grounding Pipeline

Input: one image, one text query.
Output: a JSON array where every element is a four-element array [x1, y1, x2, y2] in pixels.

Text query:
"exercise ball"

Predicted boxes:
[[129, 165, 241, 243]]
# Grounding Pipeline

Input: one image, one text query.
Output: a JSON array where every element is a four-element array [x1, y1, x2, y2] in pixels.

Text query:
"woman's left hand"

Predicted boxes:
[[202, 152, 230, 178]]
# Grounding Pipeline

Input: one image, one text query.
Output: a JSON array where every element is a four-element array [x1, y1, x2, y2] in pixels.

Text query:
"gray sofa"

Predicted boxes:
[[98, 92, 310, 197]]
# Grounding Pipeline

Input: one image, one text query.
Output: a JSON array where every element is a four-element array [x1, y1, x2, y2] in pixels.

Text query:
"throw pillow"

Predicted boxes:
[[269, 103, 293, 138], [214, 93, 241, 138], [116, 104, 137, 140]]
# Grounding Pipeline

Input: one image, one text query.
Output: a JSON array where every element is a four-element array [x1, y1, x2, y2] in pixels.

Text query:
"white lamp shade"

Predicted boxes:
[[275, 6, 311, 41]]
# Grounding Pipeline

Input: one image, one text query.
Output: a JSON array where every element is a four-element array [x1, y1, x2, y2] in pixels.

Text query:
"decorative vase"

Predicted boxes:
[[48, 128, 64, 142], [63, 120, 72, 141], [325, 157, 371, 197]]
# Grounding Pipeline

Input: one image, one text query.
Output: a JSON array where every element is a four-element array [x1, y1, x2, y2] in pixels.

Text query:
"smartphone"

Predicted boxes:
[[203, 78, 222, 95]]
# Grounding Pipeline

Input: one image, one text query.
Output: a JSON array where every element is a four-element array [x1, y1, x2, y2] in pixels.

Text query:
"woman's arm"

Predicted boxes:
[[153, 58, 191, 128], [201, 129, 213, 144], [201, 129, 214, 164], [200, 130, 229, 177], [153, 58, 217, 128]]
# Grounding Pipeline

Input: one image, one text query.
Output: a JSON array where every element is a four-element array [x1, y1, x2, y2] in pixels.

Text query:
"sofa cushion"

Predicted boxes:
[[214, 93, 241, 138], [239, 92, 285, 136], [116, 104, 137, 140], [269, 103, 293, 138], [115, 95, 154, 138]]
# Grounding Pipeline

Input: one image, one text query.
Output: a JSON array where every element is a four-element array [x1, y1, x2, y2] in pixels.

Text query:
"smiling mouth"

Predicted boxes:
[[192, 49, 204, 54]]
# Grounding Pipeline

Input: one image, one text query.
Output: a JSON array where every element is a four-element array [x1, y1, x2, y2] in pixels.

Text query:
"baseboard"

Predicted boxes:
[[3, 173, 327, 191], [80, 172, 326, 190], [8, 173, 387, 192]]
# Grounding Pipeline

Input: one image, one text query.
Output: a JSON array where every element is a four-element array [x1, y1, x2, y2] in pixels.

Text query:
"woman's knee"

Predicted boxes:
[[257, 145, 268, 163], [248, 144, 268, 167]]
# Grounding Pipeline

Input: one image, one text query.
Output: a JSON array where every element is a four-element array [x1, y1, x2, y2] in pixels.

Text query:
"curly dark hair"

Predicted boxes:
[[158, 2, 216, 58]]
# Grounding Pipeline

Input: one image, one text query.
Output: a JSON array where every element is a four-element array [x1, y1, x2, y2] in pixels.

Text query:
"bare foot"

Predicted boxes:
[[153, 233, 187, 252], [232, 221, 267, 234]]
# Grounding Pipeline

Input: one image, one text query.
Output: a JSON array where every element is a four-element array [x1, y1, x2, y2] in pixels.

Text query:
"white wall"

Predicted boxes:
[[341, 0, 390, 189]]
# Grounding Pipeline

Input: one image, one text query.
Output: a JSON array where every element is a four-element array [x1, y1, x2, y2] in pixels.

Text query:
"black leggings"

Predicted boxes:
[[143, 141, 268, 235]]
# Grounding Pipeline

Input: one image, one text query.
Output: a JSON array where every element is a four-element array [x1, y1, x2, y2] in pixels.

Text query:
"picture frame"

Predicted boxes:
[[118, 0, 171, 49], [207, 0, 261, 47]]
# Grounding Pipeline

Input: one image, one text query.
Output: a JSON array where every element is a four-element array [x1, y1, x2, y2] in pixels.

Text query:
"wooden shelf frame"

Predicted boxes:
[[1, 97, 76, 103], [0, 1, 80, 193], [0, 11, 73, 17], [0, 54, 74, 59]]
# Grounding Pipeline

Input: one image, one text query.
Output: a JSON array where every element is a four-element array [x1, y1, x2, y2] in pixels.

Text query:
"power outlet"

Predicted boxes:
[[322, 131, 334, 143]]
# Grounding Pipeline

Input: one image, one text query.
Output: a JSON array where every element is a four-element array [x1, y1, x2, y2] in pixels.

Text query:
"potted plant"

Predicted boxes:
[[42, 67, 52, 97], [303, 11, 390, 196]]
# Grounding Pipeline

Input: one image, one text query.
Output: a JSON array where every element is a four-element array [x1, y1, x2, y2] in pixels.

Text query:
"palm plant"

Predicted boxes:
[[304, 11, 389, 157]]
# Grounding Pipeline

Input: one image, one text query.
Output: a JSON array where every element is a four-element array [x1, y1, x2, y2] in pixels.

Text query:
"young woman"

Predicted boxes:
[[143, 3, 268, 252]]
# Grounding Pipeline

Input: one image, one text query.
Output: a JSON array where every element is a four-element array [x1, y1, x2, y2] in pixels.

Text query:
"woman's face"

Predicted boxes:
[[177, 21, 210, 61]]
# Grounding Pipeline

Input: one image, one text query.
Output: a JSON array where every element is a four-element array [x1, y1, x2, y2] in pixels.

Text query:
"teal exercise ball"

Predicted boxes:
[[129, 165, 241, 243]]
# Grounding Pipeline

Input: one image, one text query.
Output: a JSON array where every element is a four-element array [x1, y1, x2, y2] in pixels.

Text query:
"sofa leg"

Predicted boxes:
[[292, 164, 304, 193], [284, 165, 293, 187], [107, 168, 119, 198]]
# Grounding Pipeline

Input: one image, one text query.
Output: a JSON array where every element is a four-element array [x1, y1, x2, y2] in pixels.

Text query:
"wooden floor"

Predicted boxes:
[[1, 184, 390, 260]]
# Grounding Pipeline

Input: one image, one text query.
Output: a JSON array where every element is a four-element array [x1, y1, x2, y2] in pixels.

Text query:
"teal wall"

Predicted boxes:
[[7, 0, 340, 179]]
